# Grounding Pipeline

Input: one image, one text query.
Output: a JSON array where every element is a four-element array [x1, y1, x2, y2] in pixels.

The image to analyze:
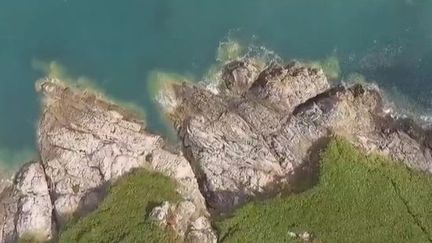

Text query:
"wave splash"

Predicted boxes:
[[155, 36, 432, 130]]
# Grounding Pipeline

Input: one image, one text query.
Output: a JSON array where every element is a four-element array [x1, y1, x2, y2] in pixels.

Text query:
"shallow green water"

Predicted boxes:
[[1, 0, 432, 168]]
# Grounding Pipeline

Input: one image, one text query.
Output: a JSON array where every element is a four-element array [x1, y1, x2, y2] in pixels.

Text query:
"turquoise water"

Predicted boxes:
[[1, 0, 432, 168]]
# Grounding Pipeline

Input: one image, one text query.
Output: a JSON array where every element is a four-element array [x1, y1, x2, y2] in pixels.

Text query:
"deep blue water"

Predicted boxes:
[[1, 0, 432, 168]]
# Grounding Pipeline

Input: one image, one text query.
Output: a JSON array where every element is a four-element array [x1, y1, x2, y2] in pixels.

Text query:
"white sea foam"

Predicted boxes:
[[378, 85, 432, 127], [200, 35, 283, 93]]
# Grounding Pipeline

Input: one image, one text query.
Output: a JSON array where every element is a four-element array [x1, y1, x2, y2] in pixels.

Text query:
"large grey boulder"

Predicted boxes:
[[248, 62, 330, 112], [221, 60, 262, 96]]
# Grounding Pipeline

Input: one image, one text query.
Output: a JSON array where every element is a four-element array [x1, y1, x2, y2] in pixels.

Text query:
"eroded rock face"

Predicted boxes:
[[167, 59, 432, 214], [34, 78, 211, 241], [0, 78, 217, 243], [37, 79, 159, 223], [294, 84, 432, 173], [362, 117, 432, 173], [15, 162, 55, 241], [0, 187, 18, 243], [221, 60, 261, 96], [0, 162, 55, 243], [2, 56, 432, 242], [248, 62, 330, 112], [168, 63, 331, 212]]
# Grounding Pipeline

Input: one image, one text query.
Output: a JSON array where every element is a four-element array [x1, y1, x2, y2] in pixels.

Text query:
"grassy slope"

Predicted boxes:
[[217, 139, 432, 243], [59, 169, 181, 243]]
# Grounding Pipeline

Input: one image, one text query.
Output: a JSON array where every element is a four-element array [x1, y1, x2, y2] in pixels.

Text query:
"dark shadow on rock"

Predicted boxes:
[[208, 136, 330, 219], [59, 167, 174, 230], [288, 136, 330, 194], [145, 201, 163, 217], [54, 181, 111, 232], [292, 85, 345, 116], [75, 181, 110, 219], [375, 113, 432, 151]]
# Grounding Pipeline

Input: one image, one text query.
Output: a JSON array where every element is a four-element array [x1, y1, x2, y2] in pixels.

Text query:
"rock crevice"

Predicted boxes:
[[166, 59, 432, 214]]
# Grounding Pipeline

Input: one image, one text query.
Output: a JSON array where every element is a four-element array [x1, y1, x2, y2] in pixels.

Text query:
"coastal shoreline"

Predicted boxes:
[[1, 55, 432, 242]]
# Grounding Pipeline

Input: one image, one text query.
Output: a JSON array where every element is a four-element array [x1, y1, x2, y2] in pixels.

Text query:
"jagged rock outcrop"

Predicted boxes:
[[221, 60, 261, 96], [167, 59, 432, 214], [0, 161, 54, 243], [1, 78, 215, 243], [0, 187, 18, 243], [2, 56, 432, 242], [168, 62, 331, 212], [292, 83, 432, 174], [1, 168, 62, 243], [15, 162, 55, 240], [248, 62, 330, 112], [36, 79, 211, 239]]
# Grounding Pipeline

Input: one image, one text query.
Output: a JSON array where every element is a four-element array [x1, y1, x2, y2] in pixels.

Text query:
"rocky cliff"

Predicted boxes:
[[1, 58, 432, 242], [0, 79, 214, 243], [166, 60, 432, 214]]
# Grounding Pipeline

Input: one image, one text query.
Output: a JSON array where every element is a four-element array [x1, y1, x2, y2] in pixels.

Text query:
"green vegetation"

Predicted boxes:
[[18, 234, 49, 243], [59, 169, 181, 243], [217, 138, 432, 243], [58, 139, 432, 243]]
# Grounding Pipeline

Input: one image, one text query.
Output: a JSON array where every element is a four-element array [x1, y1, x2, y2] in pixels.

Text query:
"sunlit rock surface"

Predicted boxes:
[[167, 59, 432, 213], [1, 79, 211, 243]]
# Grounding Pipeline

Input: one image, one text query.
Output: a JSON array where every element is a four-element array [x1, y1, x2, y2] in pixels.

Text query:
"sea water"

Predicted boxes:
[[1, 0, 432, 169]]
